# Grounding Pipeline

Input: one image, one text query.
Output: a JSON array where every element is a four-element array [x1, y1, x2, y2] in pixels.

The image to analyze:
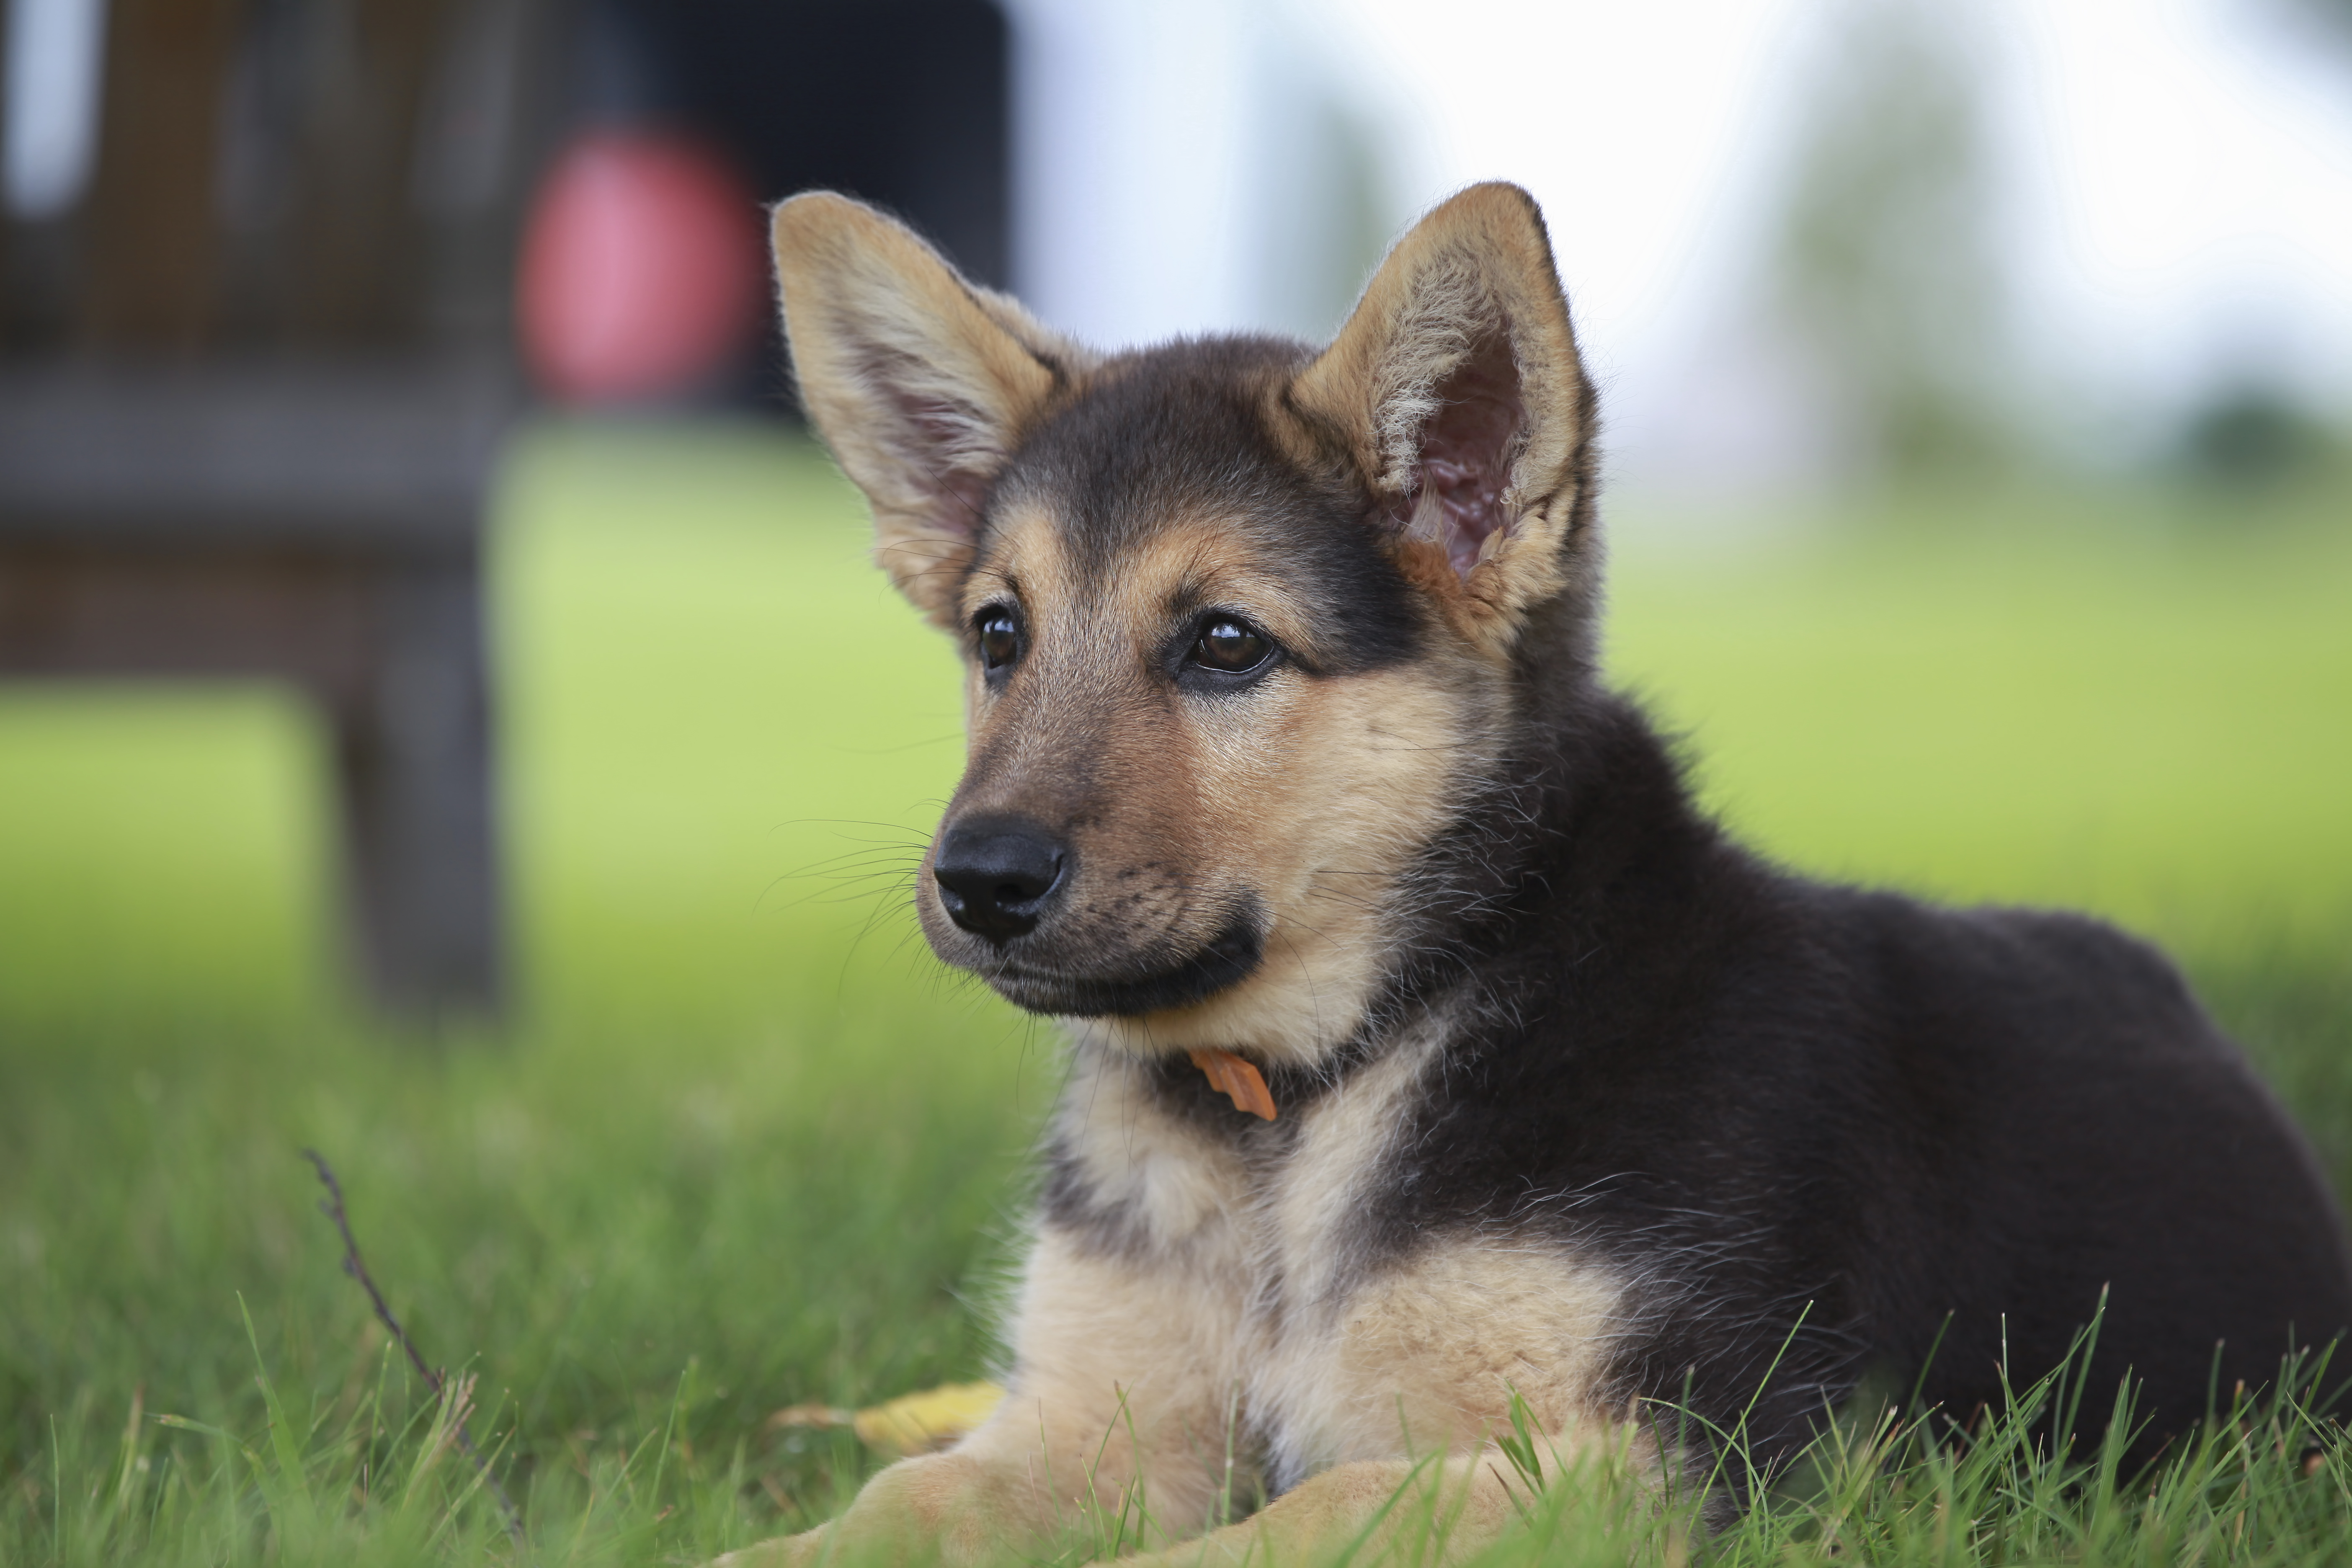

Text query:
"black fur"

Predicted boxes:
[[987, 338, 1426, 679], [1011, 338, 2352, 1488], [1022, 898, 1266, 1017], [1338, 686, 2352, 1478]]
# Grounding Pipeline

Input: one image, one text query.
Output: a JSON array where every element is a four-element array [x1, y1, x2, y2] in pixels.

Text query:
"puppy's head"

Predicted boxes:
[[772, 184, 1597, 1064]]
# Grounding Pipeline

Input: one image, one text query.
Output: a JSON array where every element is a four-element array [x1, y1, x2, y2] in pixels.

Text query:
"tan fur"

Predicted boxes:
[[1289, 184, 1594, 658], [722, 1033, 1637, 1565], [940, 513, 1490, 1065], [1119, 1456, 1524, 1568], [739, 186, 1635, 1568], [1052, 1047, 1252, 1256], [1276, 1245, 1630, 1470], [1105, 663, 1479, 1066], [1238, 1026, 1630, 1481], [770, 193, 1096, 627]]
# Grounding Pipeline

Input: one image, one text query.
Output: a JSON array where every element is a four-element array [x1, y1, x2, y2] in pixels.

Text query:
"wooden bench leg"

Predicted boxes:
[[333, 558, 503, 1021]]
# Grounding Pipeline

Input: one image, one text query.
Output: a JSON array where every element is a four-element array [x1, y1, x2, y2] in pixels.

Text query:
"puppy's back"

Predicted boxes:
[[1839, 893, 2352, 1450]]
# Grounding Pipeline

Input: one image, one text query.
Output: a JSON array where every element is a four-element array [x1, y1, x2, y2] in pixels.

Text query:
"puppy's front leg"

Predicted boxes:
[[1125, 1413, 1656, 1568], [1123, 1456, 1520, 1568], [713, 1447, 1029, 1568], [720, 1228, 1246, 1565]]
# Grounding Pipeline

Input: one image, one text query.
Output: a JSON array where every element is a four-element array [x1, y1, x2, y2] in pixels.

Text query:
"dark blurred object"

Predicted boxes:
[[0, 0, 571, 1022], [0, 0, 1009, 1021], [517, 129, 762, 403], [2282, 0, 2352, 53], [2181, 384, 2339, 489], [588, 0, 1008, 408]]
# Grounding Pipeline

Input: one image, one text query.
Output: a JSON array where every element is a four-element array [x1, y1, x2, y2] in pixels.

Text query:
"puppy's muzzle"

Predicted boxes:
[[932, 815, 1068, 943]]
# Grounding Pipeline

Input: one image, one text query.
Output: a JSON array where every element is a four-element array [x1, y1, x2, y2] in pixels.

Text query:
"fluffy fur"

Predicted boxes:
[[729, 183, 2352, 1567]]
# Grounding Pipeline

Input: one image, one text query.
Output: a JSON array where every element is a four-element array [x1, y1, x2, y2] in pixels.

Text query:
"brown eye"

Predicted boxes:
[[977, 610, 1021, 670], [1192, 617, 1269, 673]]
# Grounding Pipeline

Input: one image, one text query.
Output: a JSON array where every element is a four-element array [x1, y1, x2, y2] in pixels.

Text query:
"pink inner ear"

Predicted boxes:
[[895, 390, 996, 541], [1403, 332, 1524, 577]]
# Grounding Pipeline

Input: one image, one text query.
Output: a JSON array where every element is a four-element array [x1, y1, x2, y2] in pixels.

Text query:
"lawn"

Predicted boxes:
[[0, 422, 2347, 1565]]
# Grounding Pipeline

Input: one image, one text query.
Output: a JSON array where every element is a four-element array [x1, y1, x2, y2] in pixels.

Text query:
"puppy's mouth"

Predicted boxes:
[[972, 910, 1264, 1018]]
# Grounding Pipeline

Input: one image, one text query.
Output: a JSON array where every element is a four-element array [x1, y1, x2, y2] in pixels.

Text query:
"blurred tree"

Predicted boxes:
[[2176, 0, 2352, 489], [1772, 0, 2014, 480], [2181, 384, 2343, 490], [1254, 85, 1392, 344], [2285, 0, 2352, 49]]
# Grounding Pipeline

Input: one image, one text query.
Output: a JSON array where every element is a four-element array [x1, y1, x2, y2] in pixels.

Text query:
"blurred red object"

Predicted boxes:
[[516, 131, 765, 404]]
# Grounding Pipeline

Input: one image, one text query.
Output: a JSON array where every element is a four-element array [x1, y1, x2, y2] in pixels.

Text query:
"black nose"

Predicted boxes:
[[931, 817, 1068, 943]]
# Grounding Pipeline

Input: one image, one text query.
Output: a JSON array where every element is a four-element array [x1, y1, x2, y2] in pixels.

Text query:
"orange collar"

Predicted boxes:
[[1189, 1048, 1277, 1120]]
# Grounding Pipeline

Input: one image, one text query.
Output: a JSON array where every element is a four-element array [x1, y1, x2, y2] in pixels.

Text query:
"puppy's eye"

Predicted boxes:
[[1191, 617, 1270, 674], [977, 610, 1021, 670]]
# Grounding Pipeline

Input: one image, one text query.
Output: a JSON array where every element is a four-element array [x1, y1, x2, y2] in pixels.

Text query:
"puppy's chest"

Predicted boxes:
[[1220, 1075, 1435, 1483], [1052, 1041, 1626, 1486], [1055, 1048, 1418, 1300]]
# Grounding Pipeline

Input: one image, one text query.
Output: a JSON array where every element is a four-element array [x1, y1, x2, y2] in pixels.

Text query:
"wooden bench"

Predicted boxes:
[[0, 0, 566, 1019]]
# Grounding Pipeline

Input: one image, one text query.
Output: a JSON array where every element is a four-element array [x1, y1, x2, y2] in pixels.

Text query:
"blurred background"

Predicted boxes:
[[0, 0, 2348, 1556]]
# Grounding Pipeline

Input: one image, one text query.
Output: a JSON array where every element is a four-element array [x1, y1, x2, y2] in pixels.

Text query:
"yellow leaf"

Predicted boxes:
[[765, 1401, 853, 1432], [849, 1382, 1004, 1454]]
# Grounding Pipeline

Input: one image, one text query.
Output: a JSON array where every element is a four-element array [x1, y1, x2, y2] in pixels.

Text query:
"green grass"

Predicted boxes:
[[0, 421, 2346, 1565]]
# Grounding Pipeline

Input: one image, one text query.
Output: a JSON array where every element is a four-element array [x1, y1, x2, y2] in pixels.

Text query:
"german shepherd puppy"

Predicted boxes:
[[741, 183, 2352, 1564]]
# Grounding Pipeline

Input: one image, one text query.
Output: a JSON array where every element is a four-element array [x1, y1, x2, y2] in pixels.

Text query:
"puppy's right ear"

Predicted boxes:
[[771, 193, 1088, 627]]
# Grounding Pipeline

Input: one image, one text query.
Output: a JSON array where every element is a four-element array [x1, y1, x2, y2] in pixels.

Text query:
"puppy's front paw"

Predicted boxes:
[[717, 1451, 1019, 1568], [711, 1521, 833, 1567]]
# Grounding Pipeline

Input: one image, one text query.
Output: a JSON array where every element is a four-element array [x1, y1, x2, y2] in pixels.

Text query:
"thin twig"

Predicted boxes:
[[302, 1148, 529, 1554]]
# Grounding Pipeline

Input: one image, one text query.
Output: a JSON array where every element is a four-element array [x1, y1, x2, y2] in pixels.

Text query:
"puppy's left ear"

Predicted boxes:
[[1291, 182, 1596, 647]]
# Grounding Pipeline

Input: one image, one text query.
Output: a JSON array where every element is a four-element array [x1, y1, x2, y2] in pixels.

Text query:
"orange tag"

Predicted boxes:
[[1189, 1048, 1277, 1120]]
